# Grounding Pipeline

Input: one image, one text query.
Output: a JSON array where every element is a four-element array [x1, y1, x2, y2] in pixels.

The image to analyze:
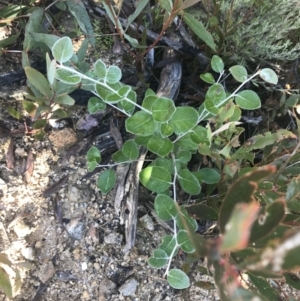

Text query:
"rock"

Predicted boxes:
[[0, 178, 7, 199], [118, 278, 139, 296], [37, 261, 55, 283], [104, 233, 123, 245], [21, 246, 35, 261], [65, 216, 85, 240]]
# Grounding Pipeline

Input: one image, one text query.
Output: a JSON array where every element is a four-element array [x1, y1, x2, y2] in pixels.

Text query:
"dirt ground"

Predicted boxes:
[[0, 77, 219, 301]]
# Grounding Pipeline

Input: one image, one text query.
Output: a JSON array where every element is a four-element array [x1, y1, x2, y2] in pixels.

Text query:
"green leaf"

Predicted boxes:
[[167, 269, 190, 289], [97, 169, 116, 194], [0, 267, 13, 298], [52, 36, 73, 63], [235, 90, 261, 110], [88, 97, 106, 113], [176, 206, 197, 231], [178, 169, 201, 195], [152, 97, 176, 122], [142, 95, 157, 111], [33, 119, 47, 129], [87, 160, 98, 172], [118, 86, 131, 98], [200, 73, 215, 84], [175, 150, 191, 164], [47, 58, 56, 86], [154, 194, 177, 221], [206, 83, 226, 106], [183, 12, 216, 52], [122, 139, 139, 160], [177, 230, 195, 253], [0, 33, 19, 48], [169, 107, 198, 134], [7, 107, 22, 120], [22, 100, 36, 117], [259, 68, 278, 85], [160, 123, 174, 137], [186, 203, 218, 221], [31, 33, 59, 49], [111, 150, 128, 163], [152, 158, 175, 174], [284, 273, 300, 290], [193, 168, 220, 184], [94, 59, 107, 79], [25, 67, 51, 97], [229, 65, 248, 82], [286, 175, 300, 202], [248, 273, 282, 301], [55, 94, 75, 105], [219, 166, 276, 233], [55, 68, 81, 85], [148, 249, 168, 268], [66, 0, 95, 46], [126, 0, 149, 30], [139, 166, 172, 193], [221, 202, 260, 252], [87, 146, 101, 163], [126, 112, 158, 136], [158, 235, 177, 257], [106, 65, 122, 84], [249, 199, 286, 243], [211, 55, 224, 73], [190, 126, 209, 144], [147, 136, 173, 157]]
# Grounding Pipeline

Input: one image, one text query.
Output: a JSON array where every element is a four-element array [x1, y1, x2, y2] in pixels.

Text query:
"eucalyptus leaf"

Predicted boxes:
[[25, 67, 51, 98], [183, 12, 216, 52]]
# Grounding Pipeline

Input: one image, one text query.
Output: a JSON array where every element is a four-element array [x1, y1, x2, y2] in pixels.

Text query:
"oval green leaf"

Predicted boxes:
[[147, 136, 173, 157], [55, 68, 81, 85], [122, 139, 139, 160], [177, 230, 195, 253], [169, 107, 198, 135], [211, 55, 224, 73], [229, 65, 248, 82], [126, 111, 158, 136], [106, 65, 122, 84], [139, 166, 171, 193], [167, 269, 190, 289], [200, 73, 215, 84], [148, 249, 168, 268], [154, 194, 177, 221], [259, 68, 278, 85], [152, 97, 176, 123], [235, 90, 261, 110], [94, 59, 107, 79], [88, 97, 106, 113], [97, 169, 116, 194], [193, 168, 220, 184], [178, 169, 201, 195], [52, 36, 73, 63]]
